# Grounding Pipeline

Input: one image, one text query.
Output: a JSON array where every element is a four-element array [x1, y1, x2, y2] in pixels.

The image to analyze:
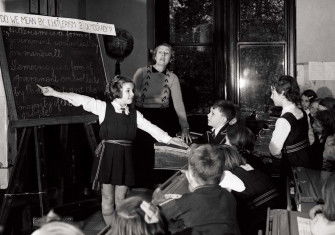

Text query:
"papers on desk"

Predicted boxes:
[[297, 217, 312, 235]]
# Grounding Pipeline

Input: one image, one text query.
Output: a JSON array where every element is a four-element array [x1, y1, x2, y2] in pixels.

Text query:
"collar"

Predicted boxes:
[[281, 103, 296, 116], [112, 100, 130, 115], [152, 65, 167, 75], [211, 123, 226, 137], [192, 184, 218, 192]]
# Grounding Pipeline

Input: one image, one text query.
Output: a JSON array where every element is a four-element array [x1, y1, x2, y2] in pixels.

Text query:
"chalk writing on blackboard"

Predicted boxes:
[[0, 26, 107, 126]]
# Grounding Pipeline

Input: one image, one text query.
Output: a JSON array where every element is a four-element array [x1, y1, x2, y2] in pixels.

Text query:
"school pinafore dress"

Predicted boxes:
[[92, 103, 137, 189], [281, 111, 311, 169]]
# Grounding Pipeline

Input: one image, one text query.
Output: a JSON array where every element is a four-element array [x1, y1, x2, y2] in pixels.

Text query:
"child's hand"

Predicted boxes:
[[140, 201, 160, 224], [168, 137, 188, 148], [37, 84, 56, 96]]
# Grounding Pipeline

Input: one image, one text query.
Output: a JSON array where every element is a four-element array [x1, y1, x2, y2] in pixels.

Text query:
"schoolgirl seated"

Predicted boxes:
[[311, 109, 335, 171], [219, 145, 280, 235], [225, 124, 270, 175]]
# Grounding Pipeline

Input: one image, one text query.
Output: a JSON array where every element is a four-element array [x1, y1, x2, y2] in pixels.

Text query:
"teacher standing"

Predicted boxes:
[[133, 43, 191, 187]]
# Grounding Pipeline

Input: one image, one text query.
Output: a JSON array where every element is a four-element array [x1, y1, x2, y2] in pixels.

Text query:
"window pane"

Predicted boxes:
[[171, 46, 214, 113], [238, 45, 285, 112], [239, 0, 285, 42], [169, 0, 214, 44]]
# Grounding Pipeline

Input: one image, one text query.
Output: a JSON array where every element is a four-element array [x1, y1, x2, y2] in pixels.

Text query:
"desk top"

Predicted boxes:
[[266, 209, 311, 235], [293, 167, 332, 202], [293, 167, 332, 212]]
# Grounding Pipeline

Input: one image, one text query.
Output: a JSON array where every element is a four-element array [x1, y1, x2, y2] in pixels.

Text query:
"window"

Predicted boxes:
[[155, 0, 295, 115]]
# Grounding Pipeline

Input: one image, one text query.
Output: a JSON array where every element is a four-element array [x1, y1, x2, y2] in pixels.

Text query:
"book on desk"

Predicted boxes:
[[266, 209, 312, 235]]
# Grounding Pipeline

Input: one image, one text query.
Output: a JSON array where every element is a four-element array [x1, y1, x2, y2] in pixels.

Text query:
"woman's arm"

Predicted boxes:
[[37, 85, 106, 123], [136, 111, 187, 147], [169, 74, 192, 143], [269, 117, 291, 156]]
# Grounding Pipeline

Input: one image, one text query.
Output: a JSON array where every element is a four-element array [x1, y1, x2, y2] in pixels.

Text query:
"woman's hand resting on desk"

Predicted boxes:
[[168, 137, 189, 148], [181, 128, 192, 145]]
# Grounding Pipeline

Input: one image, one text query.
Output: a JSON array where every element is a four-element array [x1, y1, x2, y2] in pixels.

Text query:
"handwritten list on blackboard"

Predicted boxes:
[[0, 26, 107, 127]]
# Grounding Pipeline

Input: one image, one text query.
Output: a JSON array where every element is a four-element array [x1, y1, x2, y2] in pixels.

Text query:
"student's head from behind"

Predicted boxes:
[[322, 173, 335, 221], [105, 75, 135, 103], [271, 75, 301, 106], [107, 196, 167, 235], [31, 221, 84, 235], [312, 109, 335, 138], [218, 144, 246, 171], [319, 97, 335, 111], [301, 89, 318, 110], [226, 125, 256, 154], [185, 144, 224, 190], [207, 100, 237, 129]]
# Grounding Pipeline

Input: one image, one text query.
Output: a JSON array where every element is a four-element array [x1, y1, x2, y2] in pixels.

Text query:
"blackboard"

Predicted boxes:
[[0, 26, 107, 127]]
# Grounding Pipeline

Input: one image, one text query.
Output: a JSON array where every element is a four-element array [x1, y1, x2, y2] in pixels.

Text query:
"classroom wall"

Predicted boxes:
[[86, 0, 149, 79], [296, 0, 335, 97], [0, 0, 28, 13]]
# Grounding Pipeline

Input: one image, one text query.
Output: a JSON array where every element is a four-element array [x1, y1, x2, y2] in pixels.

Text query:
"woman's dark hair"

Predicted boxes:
[[151, 43, 175, 64], [105, 75, 134, 101], [301, 89, 318, 103], [227, 125, 256, 154], [188, 144, 224, 185], [218, 145, 246, 171], [272, 75, 301, 105], [322, 173, 335, 221], [107, 196, 167, 235], [319, 97, 335, 110], [314, 109, 335, 138]]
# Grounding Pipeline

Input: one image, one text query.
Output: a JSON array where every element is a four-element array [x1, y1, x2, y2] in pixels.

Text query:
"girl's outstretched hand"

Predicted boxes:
[[37, 84, 56, 96], [168, 137, 188, 148]]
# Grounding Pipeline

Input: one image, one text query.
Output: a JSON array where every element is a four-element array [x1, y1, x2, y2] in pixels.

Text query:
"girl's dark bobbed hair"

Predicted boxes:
[[105, 75, 134, 101], [272, 75, 301, 105]]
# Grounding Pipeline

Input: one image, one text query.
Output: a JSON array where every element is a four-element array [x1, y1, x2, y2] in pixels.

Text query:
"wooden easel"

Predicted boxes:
[[0, 122, 98, 233]]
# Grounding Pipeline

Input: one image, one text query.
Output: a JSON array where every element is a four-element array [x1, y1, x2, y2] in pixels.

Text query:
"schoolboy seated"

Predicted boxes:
[[196, 100, 237, 145], [162, 144, 240, 235]]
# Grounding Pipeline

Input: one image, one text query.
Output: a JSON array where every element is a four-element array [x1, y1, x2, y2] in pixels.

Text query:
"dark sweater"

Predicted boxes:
[[163, 185, 240, 235]]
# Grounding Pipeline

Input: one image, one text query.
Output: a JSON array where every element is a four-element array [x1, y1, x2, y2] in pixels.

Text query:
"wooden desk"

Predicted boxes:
[[266, 209, 311, 235], [292, 167, 332, 213], [154, 143, 188, 170]]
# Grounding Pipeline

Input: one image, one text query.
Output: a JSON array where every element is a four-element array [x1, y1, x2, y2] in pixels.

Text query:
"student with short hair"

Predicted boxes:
[[197, 100, 237, 145], [301, 89, 318, 145], [162, 144, 240, 235]]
